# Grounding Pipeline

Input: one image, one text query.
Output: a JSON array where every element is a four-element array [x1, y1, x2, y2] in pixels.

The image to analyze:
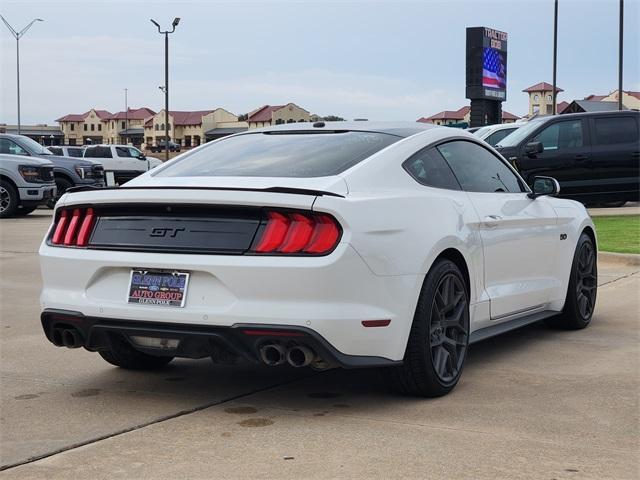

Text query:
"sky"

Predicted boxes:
[[0, 0, 638, 124]]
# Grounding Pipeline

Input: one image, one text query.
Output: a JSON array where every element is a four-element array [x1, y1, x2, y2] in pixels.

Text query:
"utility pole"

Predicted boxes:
[[0, 16, 44, 134], [618, 0, 624, 110], [151, 17, 180, 162], [124, 88, 128, 144], [552, 0, 558, 115]]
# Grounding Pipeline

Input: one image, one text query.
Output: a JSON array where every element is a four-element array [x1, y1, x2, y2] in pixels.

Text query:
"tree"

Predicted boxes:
[[237, 113, 248, 121], [322, 115, 345, 121]]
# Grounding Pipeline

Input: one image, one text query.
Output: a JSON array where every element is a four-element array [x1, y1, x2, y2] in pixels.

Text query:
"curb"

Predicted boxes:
[[598, 251, 640, 267]]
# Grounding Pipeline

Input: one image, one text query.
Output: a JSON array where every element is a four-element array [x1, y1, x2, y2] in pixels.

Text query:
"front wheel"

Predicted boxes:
[[47, 177, 73, 209], [546, 233, 597, 329], [384, 259, 469, 397], [99, 334, 174, 370], [0, 180, 19, 218]]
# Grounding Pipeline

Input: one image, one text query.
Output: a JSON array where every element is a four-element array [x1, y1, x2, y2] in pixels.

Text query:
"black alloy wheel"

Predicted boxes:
[[546, 233, 598, 330], [430, 273, 468, 383], [575, 240, 597, 319], [384, 259, 470, 397]]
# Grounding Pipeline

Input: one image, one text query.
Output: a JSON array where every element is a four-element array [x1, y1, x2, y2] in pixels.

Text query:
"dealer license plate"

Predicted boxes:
[[128, 270, 190, 307]]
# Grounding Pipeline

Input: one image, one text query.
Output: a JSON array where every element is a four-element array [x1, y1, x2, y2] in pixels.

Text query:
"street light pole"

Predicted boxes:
[[0, 16, 44, 135], [124, 88, 128, 144], [618, 0, 624, 111], [552, 0, 558, 115], [150, 17, 180, 162]]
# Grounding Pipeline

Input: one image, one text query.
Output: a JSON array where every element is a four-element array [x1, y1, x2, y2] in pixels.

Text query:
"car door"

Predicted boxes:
[[115, 146, 146, 173], [588, 114, 640, 202], [516, 118, 591, 201], [437, 140, 559, 320]]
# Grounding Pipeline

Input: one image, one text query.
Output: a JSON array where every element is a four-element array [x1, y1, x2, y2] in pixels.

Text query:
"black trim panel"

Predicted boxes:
[[40, 309, 401, 369], [469, 310, 558, 344]]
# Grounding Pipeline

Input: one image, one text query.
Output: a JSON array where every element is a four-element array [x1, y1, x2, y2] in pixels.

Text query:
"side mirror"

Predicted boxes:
[[528, 176, 560, 199], [524, 141, 544, 157], [138, 154, 146, 160]]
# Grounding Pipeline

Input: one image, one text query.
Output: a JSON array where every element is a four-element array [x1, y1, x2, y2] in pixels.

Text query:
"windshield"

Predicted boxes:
[[156, 131, 400, 178], [495, 119, 545, 148], [18, 135, 53, 155], [473, 126, 492, 138]]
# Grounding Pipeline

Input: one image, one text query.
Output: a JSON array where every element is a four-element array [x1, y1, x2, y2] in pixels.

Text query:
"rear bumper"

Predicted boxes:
[[39, 242, 422, 361], [41, 309, 400, 368]]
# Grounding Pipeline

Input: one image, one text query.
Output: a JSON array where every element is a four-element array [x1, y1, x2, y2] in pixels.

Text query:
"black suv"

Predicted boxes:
[[495, 111, 639, 206]]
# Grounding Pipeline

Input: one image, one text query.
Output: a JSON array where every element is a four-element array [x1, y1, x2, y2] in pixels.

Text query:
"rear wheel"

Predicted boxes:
[[99, 334, 174, 370], [0, 180, 19, 218], [384, 259, 469, 397], [546, 233, 597, 329]]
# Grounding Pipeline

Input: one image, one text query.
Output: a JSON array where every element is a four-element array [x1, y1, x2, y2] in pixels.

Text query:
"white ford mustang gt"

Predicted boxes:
[[39, 122, 597, 397]]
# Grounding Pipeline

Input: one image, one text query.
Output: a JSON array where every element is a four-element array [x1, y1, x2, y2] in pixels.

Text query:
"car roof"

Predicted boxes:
[[533, 110, 639, 123], [248, 121, 438, 138]]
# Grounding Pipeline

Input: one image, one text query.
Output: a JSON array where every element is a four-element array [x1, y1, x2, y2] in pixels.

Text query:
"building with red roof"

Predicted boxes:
[[247, 103, 311, 129], [417, 105, 519, 125]]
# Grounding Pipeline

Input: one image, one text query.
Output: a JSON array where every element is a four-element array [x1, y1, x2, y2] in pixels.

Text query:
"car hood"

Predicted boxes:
[[37, 154, 100, 168], [0, 153, 54, 168]]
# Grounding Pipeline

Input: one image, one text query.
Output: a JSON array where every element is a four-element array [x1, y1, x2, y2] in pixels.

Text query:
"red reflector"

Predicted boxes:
[[241, 329, 305, 337], [63, 209, 82, 246], [279, 213, 314, 253], [362, 320, 391, 328], [304, 214, 340, 254], [76, 208, 95, 246], [254, 212, 290, 253], [52, 209, 69, 245]]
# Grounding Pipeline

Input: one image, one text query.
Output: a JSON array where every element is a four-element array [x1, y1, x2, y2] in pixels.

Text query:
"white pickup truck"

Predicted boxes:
[[83, 145, 163, 186]]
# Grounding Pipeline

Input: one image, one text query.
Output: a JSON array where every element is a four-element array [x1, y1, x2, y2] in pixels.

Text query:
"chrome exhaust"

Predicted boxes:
[[61, 328, 82, 348], [286, 345, 316, 368], [259, 344, 286, 366]]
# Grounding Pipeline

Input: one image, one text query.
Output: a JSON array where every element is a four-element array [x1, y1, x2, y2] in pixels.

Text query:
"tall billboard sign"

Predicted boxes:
[[466, 27, 508, 126]]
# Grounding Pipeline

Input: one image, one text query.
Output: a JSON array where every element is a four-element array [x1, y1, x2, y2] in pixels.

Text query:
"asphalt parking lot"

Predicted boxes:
[[1, 210, 638, 479]]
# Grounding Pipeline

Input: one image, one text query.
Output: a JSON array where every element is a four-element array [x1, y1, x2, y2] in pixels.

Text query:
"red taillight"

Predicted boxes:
[[252, 210, 341, 255], [51, 209, 69, 245], [51, 207, 97, 248], [76, 208, 95, 247], [253, 212, 290, 253]]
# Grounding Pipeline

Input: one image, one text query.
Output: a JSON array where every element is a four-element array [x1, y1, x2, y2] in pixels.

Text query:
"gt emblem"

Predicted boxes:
[[560, 233, 567, 240], [150, 227, 185, 238]]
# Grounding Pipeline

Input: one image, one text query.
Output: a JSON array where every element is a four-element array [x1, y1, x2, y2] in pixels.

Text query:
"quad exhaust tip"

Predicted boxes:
[[286, 345, 315, 368], [259, 344, 287, 366], [52, 327, 83, 348]]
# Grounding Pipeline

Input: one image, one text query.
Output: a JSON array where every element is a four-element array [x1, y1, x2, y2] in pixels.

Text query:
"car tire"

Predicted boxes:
[[47, 177, 73, 209], [383, 259, 469, 397], [545, 233, 597, 330], [15, 205, 38, 216], [0, 180, 19, 218], [99, 334, 174, 370]]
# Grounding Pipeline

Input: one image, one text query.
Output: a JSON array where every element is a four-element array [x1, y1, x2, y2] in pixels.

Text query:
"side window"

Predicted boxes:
[[128, 147, 142, 158], [85, 147, 112, 158], [116, 147, 132, 158], [0, 139, 29, 156], [485, 128, 516, 147], [593, 116, 638, 145], [403, 148, 460, 190], [437, 141, 525, 193], [49, 147, 63, 155], [533, 120, 584, 151]]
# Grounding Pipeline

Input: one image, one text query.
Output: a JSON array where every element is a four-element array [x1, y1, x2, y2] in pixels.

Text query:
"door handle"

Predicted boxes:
[[483, 215, 502, 228], [574, 154, 589, 161]]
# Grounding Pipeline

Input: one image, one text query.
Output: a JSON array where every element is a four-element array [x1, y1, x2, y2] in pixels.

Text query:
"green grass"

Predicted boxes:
[[592, 215, 640, 254]]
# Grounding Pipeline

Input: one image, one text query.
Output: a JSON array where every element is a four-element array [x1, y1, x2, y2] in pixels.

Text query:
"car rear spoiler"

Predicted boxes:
[[65, 184, 345, 198]]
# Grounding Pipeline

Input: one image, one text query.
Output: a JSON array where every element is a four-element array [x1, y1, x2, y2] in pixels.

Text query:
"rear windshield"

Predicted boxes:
[[155, 131, 400, 178]]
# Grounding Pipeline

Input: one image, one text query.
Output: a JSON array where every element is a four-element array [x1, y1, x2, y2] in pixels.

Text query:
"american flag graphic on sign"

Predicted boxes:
[[482, 47, 506, 89]]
